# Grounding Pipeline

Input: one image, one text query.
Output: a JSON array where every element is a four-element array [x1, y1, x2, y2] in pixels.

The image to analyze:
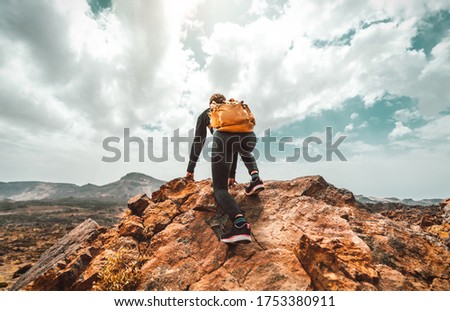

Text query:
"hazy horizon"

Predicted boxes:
[[0, 171, 445, 201]]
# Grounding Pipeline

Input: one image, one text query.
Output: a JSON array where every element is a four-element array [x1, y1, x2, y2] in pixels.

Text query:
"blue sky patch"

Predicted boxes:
[[87, 0, 112, 16], [411, 10, 450, 59], [360, 18, 392, 29], [272, 95, 426, 146], [313, 29, 356, 47], [313, 18, 392, 48]]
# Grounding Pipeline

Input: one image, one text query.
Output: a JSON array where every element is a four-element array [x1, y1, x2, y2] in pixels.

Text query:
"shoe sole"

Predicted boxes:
[[245, 184, 265, 196], [221, 234, 252, 244]]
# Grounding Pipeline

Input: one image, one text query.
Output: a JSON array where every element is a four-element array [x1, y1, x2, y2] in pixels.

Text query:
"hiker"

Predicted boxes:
[[185, 94, 239, 187], [208, 93, 264, 244]]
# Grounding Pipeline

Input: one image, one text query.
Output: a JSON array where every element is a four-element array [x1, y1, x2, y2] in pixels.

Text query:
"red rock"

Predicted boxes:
[[142, 199, 179, 237], [127, 193, 152, 216], [118, 215, 145, 240]]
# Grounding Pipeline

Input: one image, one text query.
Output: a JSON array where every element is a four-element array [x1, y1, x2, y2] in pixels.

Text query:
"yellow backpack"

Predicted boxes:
[[208, 98, 256, 132]]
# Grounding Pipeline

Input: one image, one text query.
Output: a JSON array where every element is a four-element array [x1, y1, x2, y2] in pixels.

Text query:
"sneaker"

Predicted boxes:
[[220, 223, 252, 244], [245, 178, 265, 195]]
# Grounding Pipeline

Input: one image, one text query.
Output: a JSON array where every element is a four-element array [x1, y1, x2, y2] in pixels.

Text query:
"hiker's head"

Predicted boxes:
[[209, 93, 226, 106]]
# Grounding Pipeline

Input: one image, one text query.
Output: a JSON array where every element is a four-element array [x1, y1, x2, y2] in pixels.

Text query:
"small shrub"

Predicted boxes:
[[93, 248, 140, 291]]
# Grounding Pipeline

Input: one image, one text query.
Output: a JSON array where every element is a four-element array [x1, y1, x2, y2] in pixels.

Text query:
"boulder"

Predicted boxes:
[[10, 219, 102, 290]]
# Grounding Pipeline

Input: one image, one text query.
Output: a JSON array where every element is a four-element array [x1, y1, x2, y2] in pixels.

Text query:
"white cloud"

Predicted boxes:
[[249, 0, 269, 16], [393, 108, 422, 123], [412, 35, 450, 115], [358, 121, 369, 129], [344, 123, 354, 132], [0, 0, 206, 135], [416, 115, 450, 141], [388, 122, 413, 140], [350, 113, 359, 120], [198, 1, 450, 132], [4, 0, 447, 136], [0, 0, 204, 184]]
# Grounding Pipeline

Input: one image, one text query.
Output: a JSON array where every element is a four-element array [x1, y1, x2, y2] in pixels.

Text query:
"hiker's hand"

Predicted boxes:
[[185, 172, 194, 181], [228, 178, 237, 187]]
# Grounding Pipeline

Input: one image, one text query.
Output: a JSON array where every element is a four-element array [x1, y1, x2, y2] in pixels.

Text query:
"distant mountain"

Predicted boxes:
[[355, 195, 442, 206], [0, 173, 165, 202]]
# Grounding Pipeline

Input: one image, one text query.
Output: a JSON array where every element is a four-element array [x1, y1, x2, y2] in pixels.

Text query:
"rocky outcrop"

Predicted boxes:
[[10, 176, 450, 291], [10, 219, 104, 290], [360, 198, 450, 248]]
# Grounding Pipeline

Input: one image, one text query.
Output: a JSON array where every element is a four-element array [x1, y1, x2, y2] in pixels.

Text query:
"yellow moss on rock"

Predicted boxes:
[[426, 223, 450, 240]]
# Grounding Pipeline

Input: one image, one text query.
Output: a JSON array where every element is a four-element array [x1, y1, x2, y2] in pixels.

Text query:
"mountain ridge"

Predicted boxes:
[[0, 174, 443, 206], [0, 173, 165, 202], [355, 195, 442, 206]]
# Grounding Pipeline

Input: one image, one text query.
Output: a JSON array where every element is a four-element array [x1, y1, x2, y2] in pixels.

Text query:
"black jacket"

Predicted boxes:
[[187, 108, 238, 177]]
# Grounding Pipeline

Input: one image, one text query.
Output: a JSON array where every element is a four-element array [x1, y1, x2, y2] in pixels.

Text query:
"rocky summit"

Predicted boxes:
[[10, 176, 450, 291]]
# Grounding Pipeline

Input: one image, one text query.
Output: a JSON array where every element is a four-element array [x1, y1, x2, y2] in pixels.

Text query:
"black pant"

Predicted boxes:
[[212, 131, 258, 219]]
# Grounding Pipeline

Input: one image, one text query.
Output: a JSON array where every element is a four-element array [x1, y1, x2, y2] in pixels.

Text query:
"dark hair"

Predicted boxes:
[[209, 93, 226, 104]]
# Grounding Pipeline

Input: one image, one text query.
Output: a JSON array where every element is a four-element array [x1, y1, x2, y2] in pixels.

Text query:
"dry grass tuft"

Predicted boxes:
[[93, 248, 141, 291]]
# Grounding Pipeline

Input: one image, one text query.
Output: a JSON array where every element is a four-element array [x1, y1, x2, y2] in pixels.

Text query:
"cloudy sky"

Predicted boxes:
[[1, 0, 449, 199]]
